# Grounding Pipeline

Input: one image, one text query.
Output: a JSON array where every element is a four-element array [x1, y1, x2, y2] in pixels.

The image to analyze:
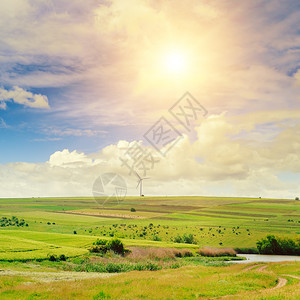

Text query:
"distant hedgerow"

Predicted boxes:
[[256, 235, 300, 255]]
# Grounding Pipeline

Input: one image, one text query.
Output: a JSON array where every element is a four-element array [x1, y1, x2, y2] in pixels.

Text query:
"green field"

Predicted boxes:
[[0, 196, 299, 253], [0, 261, 299, 299], [0, 196, 299, 299]]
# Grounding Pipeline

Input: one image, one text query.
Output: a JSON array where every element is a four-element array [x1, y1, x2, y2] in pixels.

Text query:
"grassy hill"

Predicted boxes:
[[0, 196, 298, 256]]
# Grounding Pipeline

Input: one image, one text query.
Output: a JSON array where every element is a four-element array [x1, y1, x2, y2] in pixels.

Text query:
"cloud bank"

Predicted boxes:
[[1, 112, 299, 198], [0, 86, 49, 109]]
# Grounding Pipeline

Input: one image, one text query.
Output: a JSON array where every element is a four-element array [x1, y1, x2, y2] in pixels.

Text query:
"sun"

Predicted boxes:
[[163, 50, 188, 74]]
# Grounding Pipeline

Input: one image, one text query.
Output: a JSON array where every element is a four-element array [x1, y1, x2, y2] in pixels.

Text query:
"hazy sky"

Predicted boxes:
[[0, 0, 300, 198]]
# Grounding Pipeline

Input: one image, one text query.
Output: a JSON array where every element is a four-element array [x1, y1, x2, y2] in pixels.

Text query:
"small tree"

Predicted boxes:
[[107, 238, 125, 255], [93, 238, 108, 245], [59, 254, 66, 261], [295, 197, 299, 201], [48, 254, 57, 261]]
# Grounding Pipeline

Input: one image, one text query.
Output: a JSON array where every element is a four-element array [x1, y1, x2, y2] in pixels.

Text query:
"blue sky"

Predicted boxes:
[[0, 0, 300, 198]]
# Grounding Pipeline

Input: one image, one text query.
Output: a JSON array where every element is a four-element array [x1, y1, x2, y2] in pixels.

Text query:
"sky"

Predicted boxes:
[[0, 0, 300, 198]]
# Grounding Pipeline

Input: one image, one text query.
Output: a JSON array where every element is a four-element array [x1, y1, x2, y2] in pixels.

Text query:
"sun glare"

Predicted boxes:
[[164, 50, 188, 74]]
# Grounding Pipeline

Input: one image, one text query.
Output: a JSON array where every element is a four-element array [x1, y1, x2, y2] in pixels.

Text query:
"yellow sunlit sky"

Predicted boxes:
[[0, 0, 299, 198]]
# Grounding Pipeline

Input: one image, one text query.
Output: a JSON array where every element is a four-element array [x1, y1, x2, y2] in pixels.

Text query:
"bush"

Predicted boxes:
[[256, 235, 300, 255], [296, 197, 299, 201], [89, 245, 108, 254], [234, 247, 259, 254], [107, 238, 124, 255], [59, 254, 66, 261], [130, 208, 136, 212], [93, 238, 108, 246], [173, 234, 197, 244], [182, 249, 194, 257], [133, 262, 161, 271], [105, 263, 126, 273], [48, 254, 57, 261], [73, 231, 77, 234], [89, 238, 125, 255], [0, 216, 27, 228], [152, 235, 161, 241]]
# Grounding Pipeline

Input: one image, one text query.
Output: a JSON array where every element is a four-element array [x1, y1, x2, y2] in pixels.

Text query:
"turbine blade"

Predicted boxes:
[[134, 170, 141, 179], [136, 180, 141, 189]]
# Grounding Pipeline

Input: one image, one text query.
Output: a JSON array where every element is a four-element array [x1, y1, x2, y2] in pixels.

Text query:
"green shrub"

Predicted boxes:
[[0, 216, 27, 228], [144, 262, 161, 271], [89, 238, 125, 255], [59, 254, 66, 261], [182, 250, 194, 257], [89, 245, 108, 254], [174, 251, 182, 258], [130, 208, 136, 212], [94, 239, 108, 246], [107, 238, 124, 255], [256, 235, 300, 255], [152, 235, 161, 241], [48, 254, 57, 261], [133, 262, 161, 271], [173, 233, 197, 244], [170, 262, 181, 269], [234, 247, 259, 254]]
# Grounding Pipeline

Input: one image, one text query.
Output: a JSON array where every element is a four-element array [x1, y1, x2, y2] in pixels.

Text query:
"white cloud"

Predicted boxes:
[[43, 127, 106, 137], [32, 137, 62, 142], [48, 149, 94, 168], [0, 1, 300, 198], [0, 118, 8, 128], [0, 86, 49, 109], [0, 111, 299, 198], [1, 0, 299, 127]]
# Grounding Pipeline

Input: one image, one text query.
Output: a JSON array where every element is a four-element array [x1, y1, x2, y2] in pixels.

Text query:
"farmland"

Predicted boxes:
[[0, 196, 299, 299], [0, 196, 298, 250]]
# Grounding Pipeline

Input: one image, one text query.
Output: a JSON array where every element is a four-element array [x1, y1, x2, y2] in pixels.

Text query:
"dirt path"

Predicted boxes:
[[243, 264, 265, 271], [268, 277, 287, 290], [244, 264, 290, 291], [256, 265, 268, 271], [0, 269, 117, 283], [211, 263, 291, 298], [282, 274, 300, 280]]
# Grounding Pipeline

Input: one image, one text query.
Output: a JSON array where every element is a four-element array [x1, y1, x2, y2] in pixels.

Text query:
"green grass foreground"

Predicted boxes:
[[0, 196, 299, 298], [0, 262, 299, 299]]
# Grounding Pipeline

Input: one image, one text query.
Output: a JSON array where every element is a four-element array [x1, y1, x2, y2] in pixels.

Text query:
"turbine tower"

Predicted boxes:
[[135, 171, 149, 197]]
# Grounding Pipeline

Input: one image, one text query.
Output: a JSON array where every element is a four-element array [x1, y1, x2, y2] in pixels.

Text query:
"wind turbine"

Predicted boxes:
[[135, 171, 149, 197]]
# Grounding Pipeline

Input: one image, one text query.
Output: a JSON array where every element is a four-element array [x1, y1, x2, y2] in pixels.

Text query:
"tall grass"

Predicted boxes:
[[197, 247, 237, 257], [126, 247, 193, 260], [62, 247, 195, 273]]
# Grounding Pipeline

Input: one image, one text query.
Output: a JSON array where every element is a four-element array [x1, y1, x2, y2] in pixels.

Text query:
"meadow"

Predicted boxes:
[[0, 196, 298, 250], [0, 196, 299, 299], [0, 261, 299, 299]]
